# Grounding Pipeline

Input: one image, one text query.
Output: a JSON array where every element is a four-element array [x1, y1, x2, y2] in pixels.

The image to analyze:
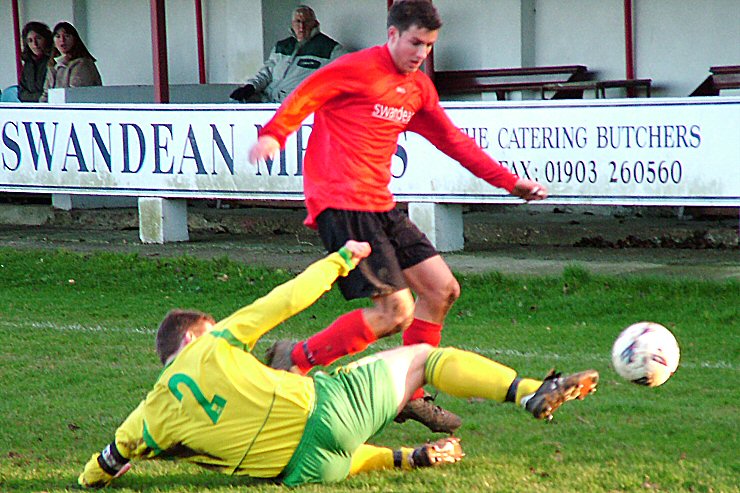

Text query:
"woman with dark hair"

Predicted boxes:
[[39, 21, 101, 102], [18, 21, 53, 102]]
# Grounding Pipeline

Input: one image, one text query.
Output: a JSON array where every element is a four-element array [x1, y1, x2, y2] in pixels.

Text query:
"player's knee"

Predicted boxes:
[[447, 278, 461, 304], [409, 342, 434, 356], [407, 343, 435, 382], [426, 277, 460, 310]]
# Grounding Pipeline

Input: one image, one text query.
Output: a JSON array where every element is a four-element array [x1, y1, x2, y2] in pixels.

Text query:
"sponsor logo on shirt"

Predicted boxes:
[[297, 59, 321, 69], [372, 104, 414, 124]]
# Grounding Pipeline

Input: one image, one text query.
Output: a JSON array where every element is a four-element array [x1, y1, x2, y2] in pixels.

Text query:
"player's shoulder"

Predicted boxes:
[[332, 45, 380, 66], [315, 46, 381, 81]]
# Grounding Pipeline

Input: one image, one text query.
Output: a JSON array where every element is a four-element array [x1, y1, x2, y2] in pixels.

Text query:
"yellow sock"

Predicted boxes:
[[515, 378, 543, 405], [349, 445, 416, 475], [425, 347, 520, 402]]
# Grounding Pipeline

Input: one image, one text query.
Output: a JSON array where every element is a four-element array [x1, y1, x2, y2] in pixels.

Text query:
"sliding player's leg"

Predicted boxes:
[[372, 344, 599, 423], [349, 438, 464, 475], [423, 347, 600, 421]]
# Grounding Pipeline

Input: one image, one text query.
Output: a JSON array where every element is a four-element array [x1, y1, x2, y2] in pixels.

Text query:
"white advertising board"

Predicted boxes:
[[1, 97, 738, 206]]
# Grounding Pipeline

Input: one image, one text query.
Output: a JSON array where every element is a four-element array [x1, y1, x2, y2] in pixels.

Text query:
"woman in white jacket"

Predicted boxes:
[[40, 21, 101, 103]]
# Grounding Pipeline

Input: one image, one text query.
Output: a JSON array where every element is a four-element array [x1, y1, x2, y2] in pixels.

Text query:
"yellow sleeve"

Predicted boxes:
[[215, 249, 355, 348], [78, 401, 149, 488], [114, 401, 152, 460]]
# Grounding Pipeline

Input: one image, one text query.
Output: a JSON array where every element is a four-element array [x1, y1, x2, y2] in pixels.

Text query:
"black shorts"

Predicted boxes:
[[315, 208, 438, 300]]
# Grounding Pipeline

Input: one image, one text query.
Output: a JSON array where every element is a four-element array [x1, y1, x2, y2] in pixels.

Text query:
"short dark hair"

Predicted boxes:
[[21, 21, 52, 61], [387, 0, 442, 32], [156, 309, 215, 365]]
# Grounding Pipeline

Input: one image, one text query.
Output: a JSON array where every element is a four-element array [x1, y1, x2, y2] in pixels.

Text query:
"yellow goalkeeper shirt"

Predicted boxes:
[[111, 251, 354, 478]]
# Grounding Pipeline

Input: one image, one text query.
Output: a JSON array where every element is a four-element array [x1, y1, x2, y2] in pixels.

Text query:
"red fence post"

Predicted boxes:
[[195, 0, 206, 84], [150, 0, 170, 103]]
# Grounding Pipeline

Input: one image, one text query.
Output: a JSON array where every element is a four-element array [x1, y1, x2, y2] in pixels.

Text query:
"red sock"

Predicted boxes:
[[403, 318, 443, 346], [290, 309, 376, 373], [403, 318, 443, 400]]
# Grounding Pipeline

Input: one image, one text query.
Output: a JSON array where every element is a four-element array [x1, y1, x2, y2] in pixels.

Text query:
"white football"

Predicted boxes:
[[611, 321, 680, 387]]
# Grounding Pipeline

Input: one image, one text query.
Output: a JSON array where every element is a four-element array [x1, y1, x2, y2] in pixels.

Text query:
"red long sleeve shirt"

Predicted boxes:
[[258, 44, 519, 228]]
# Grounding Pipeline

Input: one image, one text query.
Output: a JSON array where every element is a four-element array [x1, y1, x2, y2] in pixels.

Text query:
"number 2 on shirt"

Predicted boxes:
[[168, 373, 227, 424]]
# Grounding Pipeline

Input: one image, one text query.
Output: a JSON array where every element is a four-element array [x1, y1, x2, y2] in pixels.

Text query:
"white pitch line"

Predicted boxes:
[[1, 320, 735, 370], [2, 320, 157, 335]]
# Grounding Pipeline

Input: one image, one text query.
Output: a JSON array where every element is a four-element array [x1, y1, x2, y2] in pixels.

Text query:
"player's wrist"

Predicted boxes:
[[337, 246, 354, 267], [97, 441, 130, 476]]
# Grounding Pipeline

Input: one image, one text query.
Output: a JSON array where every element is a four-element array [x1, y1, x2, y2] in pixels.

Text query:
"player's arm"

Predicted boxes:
[[78, 401, 152, 488], [407, 102, 548, 201], [249, 58, 354, 163], [218, 241, 370, 348]]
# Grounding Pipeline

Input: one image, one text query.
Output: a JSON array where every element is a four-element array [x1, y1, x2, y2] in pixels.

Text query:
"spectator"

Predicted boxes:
[[39, 21, 101, 103], [18, 21, 53, 102], [229, 5, 345, 103]]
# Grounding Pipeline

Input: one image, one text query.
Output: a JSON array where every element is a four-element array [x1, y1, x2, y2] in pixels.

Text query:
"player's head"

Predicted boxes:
[[386, 0, 442, 74], [387, 0, 442, 33], [156, 309, 215, 365], [292, 5, 319, 42]]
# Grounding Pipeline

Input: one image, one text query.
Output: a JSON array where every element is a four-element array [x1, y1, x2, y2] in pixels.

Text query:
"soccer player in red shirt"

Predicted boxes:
[[249, 0, 548, 434]]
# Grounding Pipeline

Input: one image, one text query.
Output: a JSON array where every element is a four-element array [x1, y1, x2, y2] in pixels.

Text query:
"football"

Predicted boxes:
[[611, 321, 680, 386]]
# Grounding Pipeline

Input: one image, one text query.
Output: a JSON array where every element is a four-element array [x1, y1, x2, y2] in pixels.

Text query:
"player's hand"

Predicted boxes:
[[512, 179, 548, 201], [343, 240, 371, 265], [78, 452, 131, 488], [248, 135, 280, 165], [114, 463, 132, 479], [229, 84, 255, 101], [78, 453, 113, 488]]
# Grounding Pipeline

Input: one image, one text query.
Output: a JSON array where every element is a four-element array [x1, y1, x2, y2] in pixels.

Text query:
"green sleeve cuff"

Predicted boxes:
[[337, 246, 354, 268]]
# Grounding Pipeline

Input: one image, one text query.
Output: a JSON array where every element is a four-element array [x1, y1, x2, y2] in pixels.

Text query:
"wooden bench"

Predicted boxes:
[[690, 65, 740, 96], [434, 65, 589, 100], [540, 79, 652, 99]]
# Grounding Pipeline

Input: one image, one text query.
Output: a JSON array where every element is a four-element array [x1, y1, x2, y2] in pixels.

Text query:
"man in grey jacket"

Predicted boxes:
[[230, 5, 346, 103]]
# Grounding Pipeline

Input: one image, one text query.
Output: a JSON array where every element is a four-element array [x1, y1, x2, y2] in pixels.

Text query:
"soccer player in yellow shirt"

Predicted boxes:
[[78, 240, 598, 488]]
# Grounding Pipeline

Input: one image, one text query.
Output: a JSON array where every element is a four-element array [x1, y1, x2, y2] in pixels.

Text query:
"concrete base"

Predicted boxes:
[[0, 203, 53, 225], [52, 194, 138, 210], [408, 202, 464, 252], [138, 198, 189, 244]]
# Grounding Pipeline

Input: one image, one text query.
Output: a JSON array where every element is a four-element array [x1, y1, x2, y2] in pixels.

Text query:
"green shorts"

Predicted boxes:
[[280, 357, 398, 486]]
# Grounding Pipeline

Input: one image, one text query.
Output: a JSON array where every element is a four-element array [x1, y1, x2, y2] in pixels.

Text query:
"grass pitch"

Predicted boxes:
[[0, 248, 737, 492]]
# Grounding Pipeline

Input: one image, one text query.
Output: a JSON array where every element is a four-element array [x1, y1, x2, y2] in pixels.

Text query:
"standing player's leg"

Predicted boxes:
[[384, 212, 462, 432], [403, 255, 460, 329], [267, 208, 417, 374]]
